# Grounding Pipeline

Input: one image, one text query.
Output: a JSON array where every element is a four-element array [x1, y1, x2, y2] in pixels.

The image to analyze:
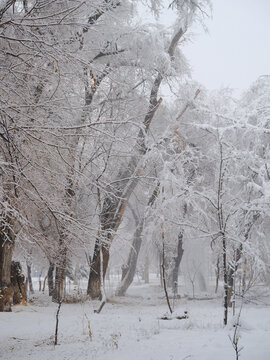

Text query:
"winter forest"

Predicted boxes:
[[0, 0, 270, 359]]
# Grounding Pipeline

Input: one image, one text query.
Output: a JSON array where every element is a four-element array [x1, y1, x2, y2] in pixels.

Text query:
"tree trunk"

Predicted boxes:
[[38, 270, 43, 292], [87, 27, 185, 299], [159, 252, 163, 288], [42, 275, 47, 293], [227, 270, 234, 309], [162, 232, 173, 314], [115, 220, 144, 296], [0, 224, 15, 312], [215, 256, 220, 294], [53, 247, 67, 303], [222, 235, 228, 326], [226, 214, 257, 310], [53, 266, 65, 302], [87, 242, 109, 300], [48, 262, 55, 296], [115, 184, 159, 296], [144, 256, 149, 284], [171, 231, 184, 296], [11, 261, 27, 305], [227, 244, 242, 308], [27, 263, 34, 294]]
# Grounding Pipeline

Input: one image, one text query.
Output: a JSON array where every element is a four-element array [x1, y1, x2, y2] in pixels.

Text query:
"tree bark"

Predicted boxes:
[[11, 261, 27, 305], [171, 230, 184, 296], [168, 203, 187, 294], [87, 241, 109, 300], [27, 263, 34, 294], [215, 256, 220, 294], [0, 221, 15, 312], [0, 240, 13, 311], [53, 246, 66, 303], [48, 262, 55, 296], [162, 232, 173, 314], [222, 234, 228, 326], [227, 244, 242, 308], [115, 220, 144, 296], [39, 272, 42, 292], [42, 275, 47, 293]]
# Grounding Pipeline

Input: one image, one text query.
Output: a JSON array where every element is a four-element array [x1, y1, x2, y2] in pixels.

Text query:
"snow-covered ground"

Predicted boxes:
[[1, 279, 270, 360]]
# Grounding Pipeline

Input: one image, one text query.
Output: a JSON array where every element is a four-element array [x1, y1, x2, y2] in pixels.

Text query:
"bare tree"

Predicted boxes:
[[87, 24, 188, 299]]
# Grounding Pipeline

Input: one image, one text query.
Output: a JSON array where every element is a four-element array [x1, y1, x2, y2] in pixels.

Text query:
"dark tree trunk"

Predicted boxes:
[[11, 261, 27, 305], [222, 235, 228, 326], [168, 203, 187, 293], [161, 232, 173, 314], [227, 270, 234, 308], [0, 229, 14, 312], [215, 256, 220, 294], [159, 252, 163, 288], [53, 246, 67, 303], [53, 265, 66, 302], [87, 242, 109, 300], [27, 264, 34, 294], [171, 231, 184, 296], [48, 262, 55, 296]]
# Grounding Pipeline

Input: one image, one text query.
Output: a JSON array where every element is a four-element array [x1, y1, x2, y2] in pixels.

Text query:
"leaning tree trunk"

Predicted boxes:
[[87, 27, 185, 299], [115, 220, 144, 296], [0, 225, 15, 312], [42, 275, 47, 293], [115, 184, 159, 296]]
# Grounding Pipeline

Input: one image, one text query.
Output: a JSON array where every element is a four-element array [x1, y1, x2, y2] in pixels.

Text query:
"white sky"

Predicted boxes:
[[140, 0, 270, 96], [183, 0, 270, 94]]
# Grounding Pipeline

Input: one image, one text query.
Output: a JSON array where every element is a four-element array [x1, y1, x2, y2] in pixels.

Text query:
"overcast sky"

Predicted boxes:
[[181, 0, 270, 95], [141, 0, 270, 96]]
